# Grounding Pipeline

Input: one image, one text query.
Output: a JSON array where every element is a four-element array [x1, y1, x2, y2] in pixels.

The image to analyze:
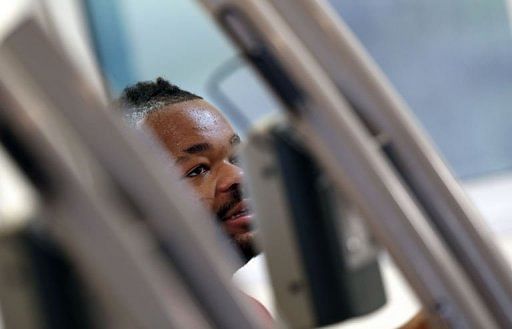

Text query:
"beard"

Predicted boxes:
[[215, 188, 258, 264], [235, 232, 257, 264]]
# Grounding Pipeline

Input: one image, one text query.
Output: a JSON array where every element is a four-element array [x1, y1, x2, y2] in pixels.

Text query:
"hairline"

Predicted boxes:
[[128, 98, 205, 127]]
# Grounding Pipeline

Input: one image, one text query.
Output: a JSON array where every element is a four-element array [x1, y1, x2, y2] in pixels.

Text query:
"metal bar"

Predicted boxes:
[[0, 18, 264, 329], [198, 0, 500, 327], [264, 1, 512, 327]]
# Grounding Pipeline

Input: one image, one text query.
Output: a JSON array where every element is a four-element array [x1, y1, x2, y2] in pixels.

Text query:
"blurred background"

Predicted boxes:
[[2, 0, 512, 328]]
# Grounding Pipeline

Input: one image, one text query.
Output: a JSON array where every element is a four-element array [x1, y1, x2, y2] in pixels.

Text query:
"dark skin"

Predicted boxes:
[[142, 99, 255, 261]]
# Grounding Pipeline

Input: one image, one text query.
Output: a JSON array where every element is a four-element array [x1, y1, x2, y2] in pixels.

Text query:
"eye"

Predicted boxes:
[[185, 164, 210, 178]]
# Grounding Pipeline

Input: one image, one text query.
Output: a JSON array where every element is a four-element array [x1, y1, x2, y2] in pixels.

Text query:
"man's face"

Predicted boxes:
[[143, 99, 255, 260]]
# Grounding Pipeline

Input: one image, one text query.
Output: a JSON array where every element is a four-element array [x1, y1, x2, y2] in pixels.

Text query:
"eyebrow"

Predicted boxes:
[[174, 143, 211, 164], [183, 143, 211, 154], [175, 134, 240, 164]]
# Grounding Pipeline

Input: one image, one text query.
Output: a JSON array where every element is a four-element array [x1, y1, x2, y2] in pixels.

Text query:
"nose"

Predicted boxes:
[[216, 161, 244, 194]]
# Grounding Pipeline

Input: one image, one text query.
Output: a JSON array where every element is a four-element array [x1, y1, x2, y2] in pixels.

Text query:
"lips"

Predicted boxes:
[[222, 200, 251, 222]]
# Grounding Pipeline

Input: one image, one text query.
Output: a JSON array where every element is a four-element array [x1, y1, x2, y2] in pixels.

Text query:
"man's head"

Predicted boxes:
[[118, 78, 256, 261]]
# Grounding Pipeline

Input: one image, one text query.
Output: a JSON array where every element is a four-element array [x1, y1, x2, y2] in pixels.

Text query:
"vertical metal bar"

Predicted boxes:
[[198, 0, 501, 327], [265, 1, 512, 327], [0, 18, 265, 329]]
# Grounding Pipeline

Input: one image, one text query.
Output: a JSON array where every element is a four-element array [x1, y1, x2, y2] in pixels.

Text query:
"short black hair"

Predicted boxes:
[[116, 77, 202, 125]]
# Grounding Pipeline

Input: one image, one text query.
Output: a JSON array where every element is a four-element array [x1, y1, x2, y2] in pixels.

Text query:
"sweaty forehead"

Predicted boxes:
[[142, 99, 235, 153]]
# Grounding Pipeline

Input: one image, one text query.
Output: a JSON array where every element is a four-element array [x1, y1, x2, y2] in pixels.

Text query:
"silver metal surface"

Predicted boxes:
[[0, 17, 264, 329], [0, 33, 209, 329], [198, 0, 504, 327], [265, 1, 512, 326]]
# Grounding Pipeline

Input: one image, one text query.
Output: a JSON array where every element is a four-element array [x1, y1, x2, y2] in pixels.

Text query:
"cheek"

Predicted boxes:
[[187, 178, 216, 210]]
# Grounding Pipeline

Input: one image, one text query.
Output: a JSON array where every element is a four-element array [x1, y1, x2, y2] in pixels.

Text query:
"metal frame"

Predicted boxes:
[[198, 0, 512, 327], [0, 17, 264, 329], [265, 2, 512, 326]]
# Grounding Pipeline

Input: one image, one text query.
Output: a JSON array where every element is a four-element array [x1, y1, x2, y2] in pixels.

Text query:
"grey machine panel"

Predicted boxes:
[[242, 118, 386, 328]]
